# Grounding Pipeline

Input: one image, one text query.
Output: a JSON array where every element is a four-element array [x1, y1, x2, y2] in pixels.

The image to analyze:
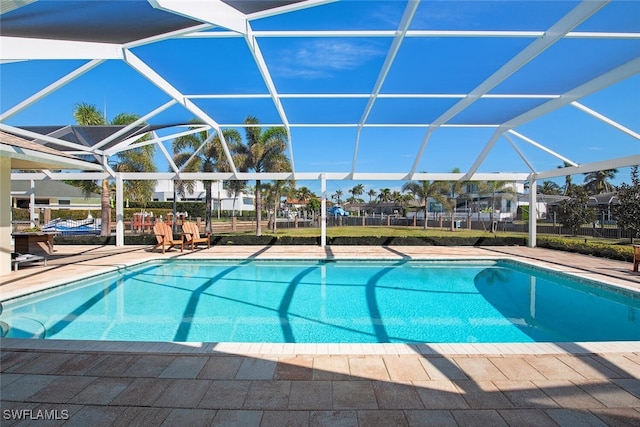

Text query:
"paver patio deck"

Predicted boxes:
[[1, 245, 639, 426]]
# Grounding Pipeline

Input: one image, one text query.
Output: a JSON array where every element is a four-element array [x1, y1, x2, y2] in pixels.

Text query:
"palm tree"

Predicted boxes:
[[477, 180, 516, 227], [73, 103, 110, 235], [297, 186, 313, 204], [172, 120, 242, 233], [538, 180, 562, 195], [332, 189, 343, 205], [236, 116, 290, 236], [111, 113, 157, 206], [367, 189, 377, 203], [402, 177, 448, 229], [446, 168, 466, 231], [73, 103, 156, 236], [378, 188, 392, 203], [226, 179, 247, 217], [583, 169, 618, 195], [558, 161, 573, 196], [262, 180, 290, 232], [349, 184, 364, 203]]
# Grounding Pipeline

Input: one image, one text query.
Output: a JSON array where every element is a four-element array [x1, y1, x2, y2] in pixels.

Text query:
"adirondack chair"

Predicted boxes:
[[633, 245, 640, 272], [153, 221, 184, 253], [182, 221, 211, 250]]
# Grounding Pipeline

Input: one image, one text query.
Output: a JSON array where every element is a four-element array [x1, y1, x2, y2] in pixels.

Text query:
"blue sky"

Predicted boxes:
[[2, 0, 639, 197]]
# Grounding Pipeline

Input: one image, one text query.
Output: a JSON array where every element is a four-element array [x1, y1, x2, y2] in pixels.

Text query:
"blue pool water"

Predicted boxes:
[[1, 259, 639, 343]]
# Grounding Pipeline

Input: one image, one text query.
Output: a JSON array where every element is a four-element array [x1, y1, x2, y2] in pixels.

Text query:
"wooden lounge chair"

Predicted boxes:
[[633, 245, 640, 272], [182, 221, 211, 250], [153, 221, 184, 254]]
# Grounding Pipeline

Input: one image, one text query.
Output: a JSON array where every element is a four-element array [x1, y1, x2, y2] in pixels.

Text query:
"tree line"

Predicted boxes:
[[67, 103, 639, 240]]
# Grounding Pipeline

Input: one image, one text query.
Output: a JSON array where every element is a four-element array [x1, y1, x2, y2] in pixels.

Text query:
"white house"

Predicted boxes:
[[153, 180, 255, 213]]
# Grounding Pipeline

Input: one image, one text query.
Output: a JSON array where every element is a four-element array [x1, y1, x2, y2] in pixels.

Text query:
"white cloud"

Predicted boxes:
[[274, 40, 384, 79]]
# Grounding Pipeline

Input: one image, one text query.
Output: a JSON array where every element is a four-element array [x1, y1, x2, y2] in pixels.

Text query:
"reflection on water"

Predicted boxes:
[[2, 260, 638, 343]]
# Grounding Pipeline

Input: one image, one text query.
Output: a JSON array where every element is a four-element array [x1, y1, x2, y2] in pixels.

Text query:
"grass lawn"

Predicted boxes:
[[221, 226, 506, 238], [219, 225, 634, 247]]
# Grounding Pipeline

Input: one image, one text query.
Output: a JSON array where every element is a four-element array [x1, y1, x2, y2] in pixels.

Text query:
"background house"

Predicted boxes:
[[11, 180, 101, 210], [153, 179, 255, 214]]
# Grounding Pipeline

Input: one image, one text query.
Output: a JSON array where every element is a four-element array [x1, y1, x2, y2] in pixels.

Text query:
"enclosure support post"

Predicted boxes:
[[528, 176, 537, 248], [0, 157, 11, 276], [29, 180, 36, 227], [115, 173, 124, 247], [320, 173, 326, 248]]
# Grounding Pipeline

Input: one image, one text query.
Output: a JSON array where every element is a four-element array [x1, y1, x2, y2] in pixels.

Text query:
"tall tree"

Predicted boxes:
[[538, 180, 562, 195], [332, 189, 343, 204], [111, 113, 157, 207], [583, 169, 618, 195], [73, 103, 156, 236], [349, 184, 364, 203], [378, 188, 392, 203], [558, 161, 574, 196], [226, 179, 247, 217], [446, 168, 466, 231], [613, 165, 640, 243], [402, 177, 447, 229], [477, 180, 516, 227], [73, 103, 110, 235], [296, 186, 313, 204], [555, 186, 597, 235], [172, 120, 242, 233], [236, 116, 290, 236], [367, 189, 377, 203], [262, 180, 290, 232]]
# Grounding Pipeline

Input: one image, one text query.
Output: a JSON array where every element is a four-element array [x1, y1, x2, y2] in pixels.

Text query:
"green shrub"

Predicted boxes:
[[537, 236, 634, 262]]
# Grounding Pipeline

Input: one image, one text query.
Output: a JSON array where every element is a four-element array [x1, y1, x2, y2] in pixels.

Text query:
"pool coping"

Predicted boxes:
[[2, 245, 639, 356], [2, 338, 640, 356]]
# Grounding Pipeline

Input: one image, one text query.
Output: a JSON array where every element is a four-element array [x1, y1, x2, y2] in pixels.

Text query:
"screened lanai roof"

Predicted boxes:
[[1, 0, 639, 185]]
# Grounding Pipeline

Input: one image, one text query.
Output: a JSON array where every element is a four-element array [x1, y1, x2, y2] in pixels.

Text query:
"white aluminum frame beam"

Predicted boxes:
[[411, 0, 608, 178], [533, 154, 640, 181], [149, 0, 247, 34], [245, 23, 295, 175], [0, 59, 105, 121], [0, 123, 99, 153], [503, 133, 536, 173], [461, 128, 504, 181], [0, 37, 124, 61], [45, 171, 528, 182], [185, 30, 640, 39], [352, 0, 419, 175], [504, 56, 640, 130], [11, 172, 109, 180], [104, 124, 208, 156], [570, 101, 640, 141], [179, 130, 217, 173], [91, 100, 178, 151], [123, 50, 239, 175], [0, 0, 35, 15], [507, 130, 578, 167], [247, 0, 336, 21]]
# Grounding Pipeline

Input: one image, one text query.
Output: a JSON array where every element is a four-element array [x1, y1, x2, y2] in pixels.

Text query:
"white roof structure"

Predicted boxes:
[[1, 0, 638, 185]]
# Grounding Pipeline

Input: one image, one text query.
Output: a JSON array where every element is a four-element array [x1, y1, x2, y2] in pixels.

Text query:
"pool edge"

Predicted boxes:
[[2, 338, 639, 356]]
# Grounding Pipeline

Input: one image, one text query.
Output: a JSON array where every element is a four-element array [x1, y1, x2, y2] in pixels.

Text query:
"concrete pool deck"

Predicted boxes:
[[1, 245, 640, 426]]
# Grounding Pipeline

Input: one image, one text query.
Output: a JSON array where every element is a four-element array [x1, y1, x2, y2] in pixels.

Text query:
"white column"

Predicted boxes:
[[115, 173, 124, 247], [1, 156, 12, 275], [321, 173, 326, 248], [29, 179, 35, 227], [528, 176, 537, 248]]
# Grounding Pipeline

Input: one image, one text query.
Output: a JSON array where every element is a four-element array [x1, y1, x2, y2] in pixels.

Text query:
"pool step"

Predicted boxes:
[[2, 317, 46, 339]]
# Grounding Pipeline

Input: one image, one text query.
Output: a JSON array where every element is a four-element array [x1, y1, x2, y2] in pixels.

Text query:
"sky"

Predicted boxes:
[[1, 0, 639, 198]]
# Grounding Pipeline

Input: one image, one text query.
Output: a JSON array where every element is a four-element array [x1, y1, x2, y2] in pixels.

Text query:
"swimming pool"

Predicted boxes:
[[1, 259, 638, 343]]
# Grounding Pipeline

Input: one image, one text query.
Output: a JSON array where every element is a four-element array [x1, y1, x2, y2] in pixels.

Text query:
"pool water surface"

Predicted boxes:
[[1, 259, 639, 343]]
